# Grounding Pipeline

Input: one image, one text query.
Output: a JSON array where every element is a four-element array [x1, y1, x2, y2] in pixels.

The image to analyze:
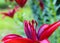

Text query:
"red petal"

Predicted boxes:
[[39, 21, 60, 40], [1, 13, 8, 16], [3, 38, 34, 43], [38, 24, 49, 39], [24, 20, 37, 40], [9, 6, 19, 18], [39, 0, 44, 10], [2, 34, 22, 41], [40, 39, 50, 43], [15, 0, 27, 7]]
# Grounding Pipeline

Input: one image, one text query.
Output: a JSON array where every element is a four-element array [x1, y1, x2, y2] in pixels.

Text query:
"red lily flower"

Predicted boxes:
[[2, 20, 60, 43], [15, 0, 27, 7], [1, 6, 19, 18]]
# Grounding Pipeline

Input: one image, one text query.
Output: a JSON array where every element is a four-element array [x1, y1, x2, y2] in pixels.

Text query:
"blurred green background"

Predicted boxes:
[[0, 0, 60, 43]]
